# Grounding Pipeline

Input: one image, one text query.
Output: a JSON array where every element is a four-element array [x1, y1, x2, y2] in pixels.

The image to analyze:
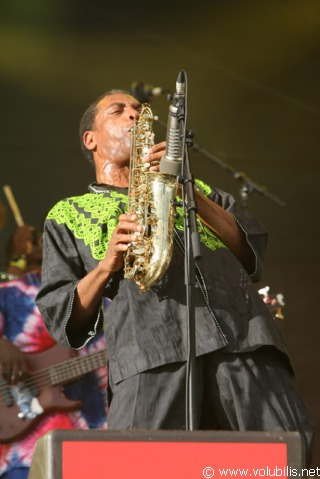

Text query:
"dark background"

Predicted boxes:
[[0, 0, 319, 466]]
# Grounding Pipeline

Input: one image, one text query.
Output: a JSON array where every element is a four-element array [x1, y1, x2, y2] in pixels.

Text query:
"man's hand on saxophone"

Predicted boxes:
[[102, 214, 142, 274], [143, 141, 166, 172]]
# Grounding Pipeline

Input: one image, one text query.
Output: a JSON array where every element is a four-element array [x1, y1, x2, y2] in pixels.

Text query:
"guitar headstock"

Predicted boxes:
[[258, 285, 285, 320]]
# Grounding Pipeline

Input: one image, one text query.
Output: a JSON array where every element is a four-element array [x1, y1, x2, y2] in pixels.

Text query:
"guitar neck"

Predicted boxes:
[[48, 350, 107, 386]]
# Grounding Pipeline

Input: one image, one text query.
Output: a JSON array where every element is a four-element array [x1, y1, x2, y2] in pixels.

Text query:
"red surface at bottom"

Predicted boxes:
[[63, 441, 287, 478]]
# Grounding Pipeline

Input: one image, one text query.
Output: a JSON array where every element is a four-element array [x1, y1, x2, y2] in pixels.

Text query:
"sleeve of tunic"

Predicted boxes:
[[36, 217, 103, 349], [205, 185, 268, 282]]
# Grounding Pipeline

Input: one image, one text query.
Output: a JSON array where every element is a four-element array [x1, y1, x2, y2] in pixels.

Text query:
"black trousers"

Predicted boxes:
[[107, 346, 314, 465]]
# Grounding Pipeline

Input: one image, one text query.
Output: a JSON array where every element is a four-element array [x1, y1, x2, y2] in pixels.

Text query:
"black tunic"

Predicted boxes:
[[36, 180, 289, 385]]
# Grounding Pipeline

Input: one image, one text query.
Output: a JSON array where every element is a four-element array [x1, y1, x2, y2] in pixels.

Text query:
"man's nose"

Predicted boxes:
[[126, 106, 140, 121]]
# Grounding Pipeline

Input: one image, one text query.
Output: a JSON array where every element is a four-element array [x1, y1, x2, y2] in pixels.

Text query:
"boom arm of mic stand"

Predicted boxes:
[[233, 171, 287, 208], [191, 142, 287, 209], [157, 117, 287, 210]]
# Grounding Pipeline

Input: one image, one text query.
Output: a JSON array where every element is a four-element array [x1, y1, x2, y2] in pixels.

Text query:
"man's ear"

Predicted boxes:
[[83, 131, 97, 151]]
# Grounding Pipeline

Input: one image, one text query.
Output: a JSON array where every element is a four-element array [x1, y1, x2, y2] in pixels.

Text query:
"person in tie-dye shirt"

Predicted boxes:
[[0, 226, 108, 479]]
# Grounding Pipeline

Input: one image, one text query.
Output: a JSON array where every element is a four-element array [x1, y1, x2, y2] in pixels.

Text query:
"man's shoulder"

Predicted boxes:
[[46, 193, 93, 222], [47, 191, 108, 214], [46, 189, 128, 228], [49, 192, 94, 208]]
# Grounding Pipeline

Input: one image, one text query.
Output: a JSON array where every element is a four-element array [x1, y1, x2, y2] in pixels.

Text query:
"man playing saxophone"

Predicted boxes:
[[36, 89, 314, 465]]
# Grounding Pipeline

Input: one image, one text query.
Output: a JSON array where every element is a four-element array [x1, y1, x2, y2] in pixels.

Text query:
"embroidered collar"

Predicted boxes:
[[89, 182, 128, 195]]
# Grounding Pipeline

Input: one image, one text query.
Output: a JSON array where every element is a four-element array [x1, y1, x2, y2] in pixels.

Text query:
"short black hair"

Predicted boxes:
[[79, 89, 132, 165]]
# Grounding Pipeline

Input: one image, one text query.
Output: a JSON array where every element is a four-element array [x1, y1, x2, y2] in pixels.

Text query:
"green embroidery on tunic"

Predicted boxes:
[[47, 191, 128, 260], [47, 180, 226, 260], [174, 179, 226, 252], [194, 179, 212, 197]]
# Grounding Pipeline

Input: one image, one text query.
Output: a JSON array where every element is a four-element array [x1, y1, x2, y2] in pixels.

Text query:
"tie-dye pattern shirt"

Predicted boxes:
[[0, 272, 108, 477]]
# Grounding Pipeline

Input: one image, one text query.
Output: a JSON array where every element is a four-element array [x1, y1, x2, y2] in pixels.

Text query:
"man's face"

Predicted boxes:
[[90, 93, 142, 167]]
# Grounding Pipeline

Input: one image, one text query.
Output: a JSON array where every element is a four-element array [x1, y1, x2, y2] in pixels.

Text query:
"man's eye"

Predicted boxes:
[[110, 109, 121, 115]]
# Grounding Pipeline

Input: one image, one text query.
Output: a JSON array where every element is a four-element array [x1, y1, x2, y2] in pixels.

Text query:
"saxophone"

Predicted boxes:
[[124, 104, 178, 292]]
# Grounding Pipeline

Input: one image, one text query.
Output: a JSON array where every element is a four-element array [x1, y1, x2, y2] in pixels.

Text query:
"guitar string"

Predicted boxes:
[[0, 350, 107, 407], [0, 356, 107, 406]]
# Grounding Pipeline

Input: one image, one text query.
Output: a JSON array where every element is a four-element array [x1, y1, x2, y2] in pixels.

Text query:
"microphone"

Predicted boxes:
[[160, 70, 186, 177], [129, 80, 171, 103]]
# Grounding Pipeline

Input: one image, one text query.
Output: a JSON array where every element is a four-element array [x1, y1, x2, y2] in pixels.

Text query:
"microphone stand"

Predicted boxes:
[[174, 74, 201, 431], [155, 69, 286, 431], [180, 141, 201, 431]]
